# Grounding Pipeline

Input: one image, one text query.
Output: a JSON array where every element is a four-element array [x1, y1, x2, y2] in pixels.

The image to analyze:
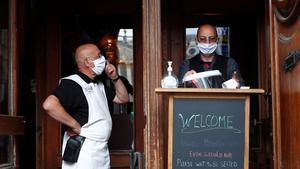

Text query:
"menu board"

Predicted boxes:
[[169, 97, 247, 169]]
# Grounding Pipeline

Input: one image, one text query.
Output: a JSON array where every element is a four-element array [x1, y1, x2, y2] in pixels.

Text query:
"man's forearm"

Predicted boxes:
[[43, 95, 81, 133], [112, 78, 129, 103]]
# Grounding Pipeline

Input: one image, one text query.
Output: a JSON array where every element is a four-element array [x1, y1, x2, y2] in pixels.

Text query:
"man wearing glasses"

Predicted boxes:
[[43, 43, 129, 168], [179, 24, 244, 88]]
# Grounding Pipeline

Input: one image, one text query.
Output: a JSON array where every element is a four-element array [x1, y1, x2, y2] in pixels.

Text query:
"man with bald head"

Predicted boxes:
[[43, 43, 128, 168], [179, 24, 244, 88]]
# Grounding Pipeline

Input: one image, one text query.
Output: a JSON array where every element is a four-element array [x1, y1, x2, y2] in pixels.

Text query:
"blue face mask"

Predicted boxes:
[[91, 56, 106, 75], [197, 42, 218, 55]]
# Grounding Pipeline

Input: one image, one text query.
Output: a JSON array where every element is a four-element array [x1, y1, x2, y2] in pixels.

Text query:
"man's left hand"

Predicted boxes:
[[105, 61, 118, 80]]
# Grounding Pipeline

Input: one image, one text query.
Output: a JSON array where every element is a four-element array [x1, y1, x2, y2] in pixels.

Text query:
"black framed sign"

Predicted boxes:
[[168, 95, 249, 169]]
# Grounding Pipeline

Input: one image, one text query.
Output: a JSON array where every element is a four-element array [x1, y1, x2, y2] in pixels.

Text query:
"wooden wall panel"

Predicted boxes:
[[133, 0, 145, 153], [40, 15, 61, 169], [0, 116, 25, 135], [161, 0, 184, 76], [271, 1, 300, 168], [277, 21, 300, 168], [142, 0, 164, 168]]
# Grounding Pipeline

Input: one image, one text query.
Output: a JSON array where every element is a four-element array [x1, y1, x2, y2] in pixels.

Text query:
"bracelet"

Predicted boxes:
[[112, 76, 120, 82]]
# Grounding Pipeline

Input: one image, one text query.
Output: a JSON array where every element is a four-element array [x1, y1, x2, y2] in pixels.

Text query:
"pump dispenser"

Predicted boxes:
[[161, 61, 178, 88]]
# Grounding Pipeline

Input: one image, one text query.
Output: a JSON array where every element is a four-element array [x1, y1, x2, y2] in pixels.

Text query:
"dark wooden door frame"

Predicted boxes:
[[35, 15, 61, 169], [142, 0, 165, 168]]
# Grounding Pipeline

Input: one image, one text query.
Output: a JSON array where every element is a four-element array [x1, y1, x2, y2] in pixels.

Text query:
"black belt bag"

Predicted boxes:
[[63, 135, 86, 163]]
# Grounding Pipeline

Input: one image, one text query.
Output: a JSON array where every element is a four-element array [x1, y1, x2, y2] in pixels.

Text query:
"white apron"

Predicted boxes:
[[61, 75, 112, 169]]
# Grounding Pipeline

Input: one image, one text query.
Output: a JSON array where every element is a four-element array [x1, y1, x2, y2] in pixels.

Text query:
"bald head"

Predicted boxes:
[[75, 43, 100, 67], [196, 24, 217, 43]]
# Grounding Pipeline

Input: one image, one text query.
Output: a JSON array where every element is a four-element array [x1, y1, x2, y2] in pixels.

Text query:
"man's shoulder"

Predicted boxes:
[[215, 54, 229, 61], [59, 75, 82, 88], [52, 77, 82, 100], [226, 56, 238, 65], [60, 78, 78, 85], [61, 74, 80, 81]]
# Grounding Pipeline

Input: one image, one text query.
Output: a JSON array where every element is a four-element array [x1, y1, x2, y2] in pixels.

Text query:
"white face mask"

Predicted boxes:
[[197, 42, 218, 55], [91, 56, 106, 75]]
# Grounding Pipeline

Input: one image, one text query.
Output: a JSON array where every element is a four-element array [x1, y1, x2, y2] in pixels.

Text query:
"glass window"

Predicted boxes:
[[0, 136, 10, 164], [117, 29, 133, 87], [0, 0, 15, 167], [0, 1, 9, 116], [185, 27, 230, 58], [117, 28, 134, 106]]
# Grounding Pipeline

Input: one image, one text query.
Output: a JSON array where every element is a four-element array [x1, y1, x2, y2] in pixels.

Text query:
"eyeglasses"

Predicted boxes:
[[197, 36, 217, 43]]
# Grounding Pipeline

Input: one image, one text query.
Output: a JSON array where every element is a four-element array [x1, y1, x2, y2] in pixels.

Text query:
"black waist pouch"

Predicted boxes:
[[63, 135, 86, 163]]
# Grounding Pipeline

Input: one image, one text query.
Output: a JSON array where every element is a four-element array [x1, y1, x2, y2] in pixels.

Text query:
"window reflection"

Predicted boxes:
[[0, 3, 8, 116]]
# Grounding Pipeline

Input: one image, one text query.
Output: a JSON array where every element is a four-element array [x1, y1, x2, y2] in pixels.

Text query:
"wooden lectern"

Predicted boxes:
[[155, 88, 264, 169]]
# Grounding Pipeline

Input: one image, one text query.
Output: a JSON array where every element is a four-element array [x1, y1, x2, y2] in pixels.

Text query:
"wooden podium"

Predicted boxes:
[[155, 88, 264, 169]]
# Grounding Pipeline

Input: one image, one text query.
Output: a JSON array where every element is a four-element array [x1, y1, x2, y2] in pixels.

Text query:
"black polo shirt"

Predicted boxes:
[[52, 71, 115, 127]]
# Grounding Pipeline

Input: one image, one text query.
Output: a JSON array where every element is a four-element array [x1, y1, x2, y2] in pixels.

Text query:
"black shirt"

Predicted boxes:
[[52, 71, 115, 127], [178, 54, 245, 87], [96, 74, 133, 114]]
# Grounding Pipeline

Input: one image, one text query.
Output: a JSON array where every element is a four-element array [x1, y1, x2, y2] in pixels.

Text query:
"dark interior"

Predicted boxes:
[[18, 0, 268, 168]]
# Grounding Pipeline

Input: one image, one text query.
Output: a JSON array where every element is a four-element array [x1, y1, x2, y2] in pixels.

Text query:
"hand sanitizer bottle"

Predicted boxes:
[[161, 61, 178, 88]]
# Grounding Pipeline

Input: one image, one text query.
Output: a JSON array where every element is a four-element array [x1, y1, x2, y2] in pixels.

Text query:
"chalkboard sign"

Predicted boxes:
[[169, 96, 248, 169]]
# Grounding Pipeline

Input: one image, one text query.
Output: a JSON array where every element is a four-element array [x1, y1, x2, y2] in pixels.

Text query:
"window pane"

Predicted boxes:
[[0, 136, 10, 164], [0, 0, 13, 166], [117, 29, 133, 86], [0, 30, 8, 115], [0, 0, 9, 115]]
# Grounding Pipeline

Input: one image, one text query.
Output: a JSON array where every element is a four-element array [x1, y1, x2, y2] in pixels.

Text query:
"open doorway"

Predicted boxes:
[[184, 18, 271, 169], [162, 0, 272, 168], [184, 23, 267, 168], [60, 15, 136, 168]]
